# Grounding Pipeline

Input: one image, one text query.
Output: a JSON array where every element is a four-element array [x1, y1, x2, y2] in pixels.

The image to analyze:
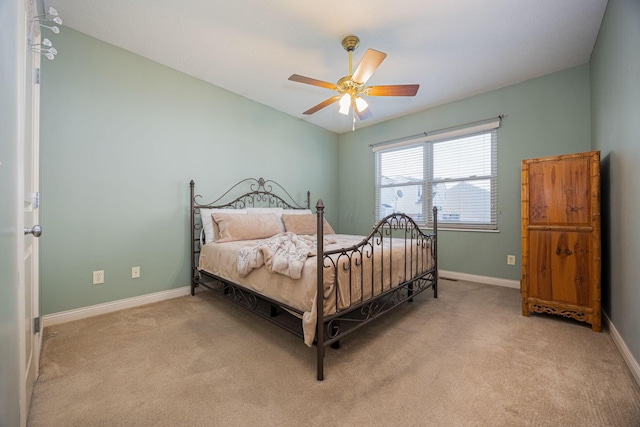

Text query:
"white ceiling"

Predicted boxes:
[[44, 0, 607, 134]]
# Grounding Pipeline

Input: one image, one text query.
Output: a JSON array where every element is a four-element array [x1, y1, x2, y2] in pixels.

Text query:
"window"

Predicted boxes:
[[374, 120, 499, 230]]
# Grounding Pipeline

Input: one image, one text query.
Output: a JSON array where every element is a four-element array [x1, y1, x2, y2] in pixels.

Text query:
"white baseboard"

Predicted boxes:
[[42, 271, 517, 327], [439, 270, 520, 289], [604, 312, 640, 387], [42, 286, 195, 328]]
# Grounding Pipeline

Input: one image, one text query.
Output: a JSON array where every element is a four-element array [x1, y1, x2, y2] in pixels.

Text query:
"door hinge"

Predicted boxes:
[[34, 191, 40, 209], [34, 317, 40, 334], [35, 68, 41, 84]]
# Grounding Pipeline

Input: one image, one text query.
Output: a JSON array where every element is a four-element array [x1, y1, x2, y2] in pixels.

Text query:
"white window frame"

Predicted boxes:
[[373, 119, 500, 231]]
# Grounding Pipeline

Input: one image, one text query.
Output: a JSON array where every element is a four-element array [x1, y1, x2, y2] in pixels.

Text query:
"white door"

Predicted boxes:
[[19, 0, 42, 423]]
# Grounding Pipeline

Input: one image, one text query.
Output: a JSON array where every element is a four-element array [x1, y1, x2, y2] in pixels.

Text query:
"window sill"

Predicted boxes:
[[418, 226, 500, 233], [435, 227, 499, 233]]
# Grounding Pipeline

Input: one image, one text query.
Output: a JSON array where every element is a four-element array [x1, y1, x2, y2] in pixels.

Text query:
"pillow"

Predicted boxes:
[[199, 208, 246, 244], [283, 209, 313, 215], [213, 213, 283, 243], [246, 207, 284, 217], [246, 208, 286, 232], [281, 214, 335, 235]]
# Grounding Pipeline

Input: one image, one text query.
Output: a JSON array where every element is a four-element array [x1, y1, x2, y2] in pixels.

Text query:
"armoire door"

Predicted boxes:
[[527, 156, 593, 226], [528, 230, 591, 308]]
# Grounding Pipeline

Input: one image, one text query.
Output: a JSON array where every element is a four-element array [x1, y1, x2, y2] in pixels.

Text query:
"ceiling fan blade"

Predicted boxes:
[[356, 106, 373, 121], [289, 74, 337, 90], [351, 49, 387, 84], [367, 84, 420, 96], [303, 95, 341, 115]]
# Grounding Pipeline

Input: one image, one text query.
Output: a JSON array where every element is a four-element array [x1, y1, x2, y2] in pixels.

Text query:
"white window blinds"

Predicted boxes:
[[374, 119, 499, 230]]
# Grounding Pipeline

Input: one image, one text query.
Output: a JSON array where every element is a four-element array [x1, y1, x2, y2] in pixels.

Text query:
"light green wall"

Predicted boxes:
[[0, 1, 23, 424], [337, 65, 592, 280], [39, 27, 599, 314], [40, 28, 339, 315], [590, 0, 640, 368]]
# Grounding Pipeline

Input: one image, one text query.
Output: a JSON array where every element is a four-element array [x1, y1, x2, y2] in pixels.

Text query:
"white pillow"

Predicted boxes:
[[246, 207, 284, 217], [199, 208, 247, 244], [282, 209, 313, 215]]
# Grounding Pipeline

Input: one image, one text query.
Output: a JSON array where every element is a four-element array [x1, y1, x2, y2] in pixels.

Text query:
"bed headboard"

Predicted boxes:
[[189, 178, 311, 286], [191, 177, 310, 211]]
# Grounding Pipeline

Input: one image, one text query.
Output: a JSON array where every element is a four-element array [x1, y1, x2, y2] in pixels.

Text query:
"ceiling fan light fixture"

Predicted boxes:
[[339, 93, 351, 115], [288, 34, 419, 127], [355, 96, 368, 113]]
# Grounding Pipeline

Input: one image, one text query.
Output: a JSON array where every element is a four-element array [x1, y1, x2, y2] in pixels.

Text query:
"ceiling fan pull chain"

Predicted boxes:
[[352, 109, 356, 131]]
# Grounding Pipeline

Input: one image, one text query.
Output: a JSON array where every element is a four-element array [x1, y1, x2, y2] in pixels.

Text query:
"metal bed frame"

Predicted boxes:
[[190, 177, 438, 380]]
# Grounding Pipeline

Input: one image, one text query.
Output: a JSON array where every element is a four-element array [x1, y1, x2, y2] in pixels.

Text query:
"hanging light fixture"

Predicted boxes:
[[333, 39, 371, 128], [289, 35, 420, 132]]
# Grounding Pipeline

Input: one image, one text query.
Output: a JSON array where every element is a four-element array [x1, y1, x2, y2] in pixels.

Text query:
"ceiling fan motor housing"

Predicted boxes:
[[337, 75, 364, 96]]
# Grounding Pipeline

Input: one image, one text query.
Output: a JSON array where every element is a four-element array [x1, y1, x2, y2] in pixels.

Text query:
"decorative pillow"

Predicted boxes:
[[213, 213, 283, 243], [245, 208, 286, 232], [281, 214, 335, 235], [200, 208, 246, 244]]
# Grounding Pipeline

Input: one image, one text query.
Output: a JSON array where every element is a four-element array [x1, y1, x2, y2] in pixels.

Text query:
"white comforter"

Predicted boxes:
[[237, 232, 335, 279]]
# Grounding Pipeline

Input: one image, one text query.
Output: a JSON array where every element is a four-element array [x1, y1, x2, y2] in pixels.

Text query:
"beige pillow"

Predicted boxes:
[[212, 213, 283, 242], [281, 214, 335, 235], [201, 208, 247, 244]]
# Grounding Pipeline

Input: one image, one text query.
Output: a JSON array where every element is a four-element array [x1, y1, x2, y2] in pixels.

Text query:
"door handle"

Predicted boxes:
[[24, 225, 42, 237]]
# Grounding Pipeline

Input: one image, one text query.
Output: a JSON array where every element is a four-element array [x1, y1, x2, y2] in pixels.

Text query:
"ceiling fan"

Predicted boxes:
[[288, 35, 419, 125]]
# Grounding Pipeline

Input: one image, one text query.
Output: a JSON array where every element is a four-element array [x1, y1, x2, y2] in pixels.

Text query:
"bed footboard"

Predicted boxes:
[[314, 203, 438, 380]]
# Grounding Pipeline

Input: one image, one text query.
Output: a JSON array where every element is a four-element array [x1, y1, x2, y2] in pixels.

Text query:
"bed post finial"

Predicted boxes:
[[432, 206, 437, 230]]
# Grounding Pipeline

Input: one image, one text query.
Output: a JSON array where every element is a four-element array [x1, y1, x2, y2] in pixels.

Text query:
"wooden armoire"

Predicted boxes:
[[521, 151, 601, 331]]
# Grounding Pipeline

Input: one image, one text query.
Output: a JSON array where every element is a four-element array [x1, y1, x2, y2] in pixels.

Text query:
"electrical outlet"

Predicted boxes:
[[93, 270, 104, 284], [132, 266, 140, 279], [507, 255, 516, 266]]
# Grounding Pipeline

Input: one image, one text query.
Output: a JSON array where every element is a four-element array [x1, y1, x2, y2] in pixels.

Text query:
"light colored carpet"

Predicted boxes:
[[28, 280, 640, 426]]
